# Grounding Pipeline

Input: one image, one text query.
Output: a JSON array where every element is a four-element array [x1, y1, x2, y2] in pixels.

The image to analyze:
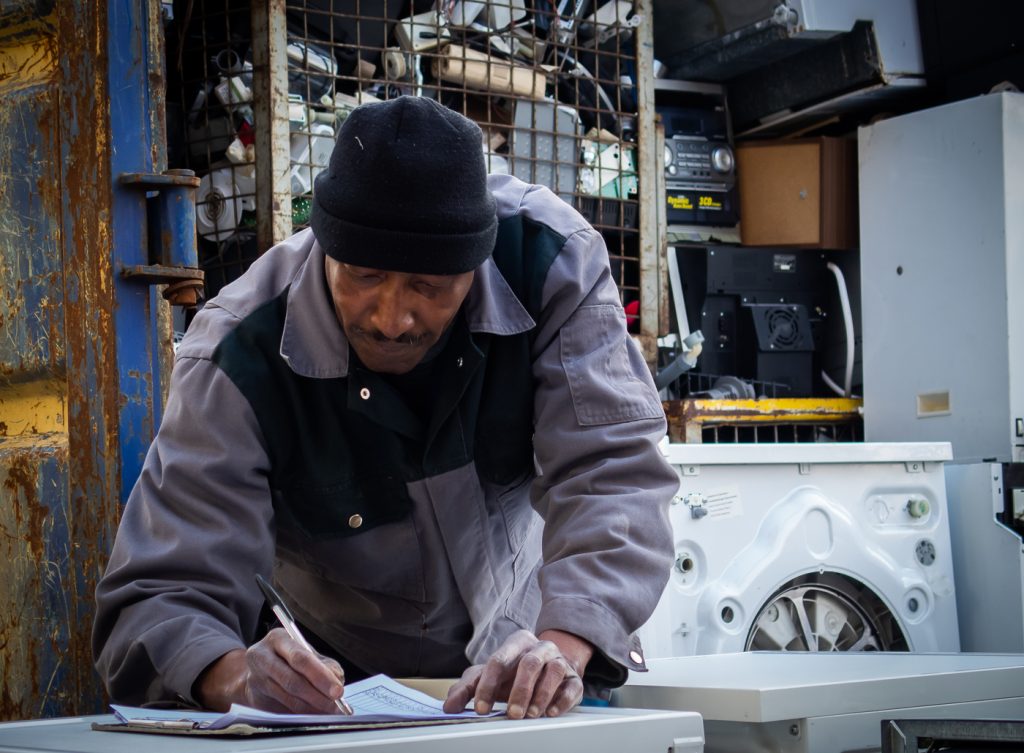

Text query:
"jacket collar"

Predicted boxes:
[[280, 235, 535, 379]]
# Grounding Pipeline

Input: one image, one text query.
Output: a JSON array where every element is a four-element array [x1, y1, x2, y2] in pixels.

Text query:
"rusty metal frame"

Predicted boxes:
[[57, 0, 122, 717], [664, 397, 864, 444], [654, 117, 669, 339], [251, 0, 293, 252], [634, 0, 661, 366]]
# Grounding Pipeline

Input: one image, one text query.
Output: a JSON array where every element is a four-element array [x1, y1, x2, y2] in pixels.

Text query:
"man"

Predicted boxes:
[[93, 96, 678, 719]]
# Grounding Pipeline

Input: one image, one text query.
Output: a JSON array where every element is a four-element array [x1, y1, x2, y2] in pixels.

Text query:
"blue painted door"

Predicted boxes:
[[0, 0, 175, 718]]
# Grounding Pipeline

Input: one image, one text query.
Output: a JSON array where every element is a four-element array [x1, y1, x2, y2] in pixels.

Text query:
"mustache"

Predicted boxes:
[[351, 326, 429, 346]]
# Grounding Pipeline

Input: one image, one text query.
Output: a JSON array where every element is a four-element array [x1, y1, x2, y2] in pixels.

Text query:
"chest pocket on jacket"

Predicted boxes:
[[268, 396, 416, 540], [271, 473, 411, 540]]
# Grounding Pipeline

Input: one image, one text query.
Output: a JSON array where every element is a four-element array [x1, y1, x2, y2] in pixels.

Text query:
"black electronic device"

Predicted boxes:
[[673, 246, 829, 397], [659, 104, 738, 226], [738, 303, 815, 396]]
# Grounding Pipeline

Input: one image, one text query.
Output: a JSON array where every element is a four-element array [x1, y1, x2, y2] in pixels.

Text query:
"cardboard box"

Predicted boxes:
[[736, 137, 858, 249]]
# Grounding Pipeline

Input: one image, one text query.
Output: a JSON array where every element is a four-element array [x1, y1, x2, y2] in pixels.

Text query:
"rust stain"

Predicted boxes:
[[145, 0, 167, 171], [0, 444, 63, 720], [54, 0, 123, 719], [0, 0, 131, 721], [2, 455, 48, 560]]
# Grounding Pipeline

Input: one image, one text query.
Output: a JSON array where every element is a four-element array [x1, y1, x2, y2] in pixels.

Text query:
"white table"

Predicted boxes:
[[0, 706, 704, 753], [614, 652, 1024, 753]]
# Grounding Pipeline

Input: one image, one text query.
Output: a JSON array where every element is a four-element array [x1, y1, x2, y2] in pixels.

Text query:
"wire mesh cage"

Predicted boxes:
[[166, 0, 258, 298], [165, 0, 648, 311]]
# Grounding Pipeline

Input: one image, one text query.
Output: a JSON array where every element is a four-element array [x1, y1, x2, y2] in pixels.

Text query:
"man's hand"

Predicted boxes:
[[194, 628, 346, 713], [442, 629, 593, 719]]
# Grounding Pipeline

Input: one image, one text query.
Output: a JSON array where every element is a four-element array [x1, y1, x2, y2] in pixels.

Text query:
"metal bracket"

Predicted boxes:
[[121, 264, 205, 308], [118, 169, 204, 307]]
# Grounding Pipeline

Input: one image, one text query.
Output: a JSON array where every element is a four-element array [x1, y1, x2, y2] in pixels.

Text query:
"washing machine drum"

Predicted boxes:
[[744, 572, 908, 652]]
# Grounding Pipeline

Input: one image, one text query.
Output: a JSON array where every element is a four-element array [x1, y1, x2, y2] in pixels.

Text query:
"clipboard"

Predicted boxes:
[[91, 675, 504, 737], [91, 715, 503, 737]]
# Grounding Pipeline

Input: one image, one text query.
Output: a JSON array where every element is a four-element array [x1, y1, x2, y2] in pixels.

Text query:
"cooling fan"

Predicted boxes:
[[745, 303, 813, 351], [736, 303, 815, 395]]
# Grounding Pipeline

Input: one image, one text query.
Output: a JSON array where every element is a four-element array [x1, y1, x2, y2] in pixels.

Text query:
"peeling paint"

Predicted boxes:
[[0, 87, 64, 381], [0, 441, 69, 720], [0, 0, 124, 721]]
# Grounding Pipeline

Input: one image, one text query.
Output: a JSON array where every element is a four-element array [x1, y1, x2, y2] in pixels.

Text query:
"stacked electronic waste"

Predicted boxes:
[[169, 0, 647, 300]]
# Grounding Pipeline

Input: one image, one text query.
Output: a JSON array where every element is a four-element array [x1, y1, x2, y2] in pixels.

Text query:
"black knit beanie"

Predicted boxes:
[[311, 96, 497, 275]]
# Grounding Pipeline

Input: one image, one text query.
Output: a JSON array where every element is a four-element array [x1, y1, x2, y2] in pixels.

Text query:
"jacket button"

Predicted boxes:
[[349, 514, 363, 528], [456, 357, 464, 368], [629, 650, 643, 664], [359, 387, 370, 400]]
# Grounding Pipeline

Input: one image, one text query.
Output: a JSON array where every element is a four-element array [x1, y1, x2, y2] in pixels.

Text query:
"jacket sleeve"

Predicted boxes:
[[523, 188, 679, 690], [92, 353, 275, 705]]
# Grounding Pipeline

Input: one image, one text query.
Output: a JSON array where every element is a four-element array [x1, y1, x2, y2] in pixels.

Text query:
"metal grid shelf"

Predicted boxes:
[[165, 0, 658, 318]]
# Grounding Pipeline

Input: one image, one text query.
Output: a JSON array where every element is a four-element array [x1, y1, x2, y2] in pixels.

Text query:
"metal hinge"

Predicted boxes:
[[119, 169, 205, 308]]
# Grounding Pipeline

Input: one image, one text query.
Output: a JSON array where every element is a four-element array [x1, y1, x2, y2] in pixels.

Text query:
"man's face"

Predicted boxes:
[[325, 257, 475, 375]]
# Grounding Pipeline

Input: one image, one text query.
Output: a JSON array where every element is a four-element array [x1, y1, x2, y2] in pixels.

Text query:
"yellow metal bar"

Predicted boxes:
[[686, 397, 863, 423], [664, 397, 863, 444]]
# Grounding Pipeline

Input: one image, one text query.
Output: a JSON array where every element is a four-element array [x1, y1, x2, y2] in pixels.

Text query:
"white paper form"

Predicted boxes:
[[111, 675, 502, 730]]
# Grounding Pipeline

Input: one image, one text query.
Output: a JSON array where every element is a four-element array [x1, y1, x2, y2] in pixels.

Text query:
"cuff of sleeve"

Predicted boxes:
[[163, 633, 246, 706], [534, 596, 647, 693]]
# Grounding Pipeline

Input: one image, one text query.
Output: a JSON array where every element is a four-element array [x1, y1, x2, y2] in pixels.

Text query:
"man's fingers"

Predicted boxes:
[[543, 667, 583, 717], [523, 657, 571, 718], [442, 665, 483, 714], [550, 680, 585, 717], [247, 629, 345, 713], [455, 629, 589, 720], [507, 643, 565, 717], [472, 629, 540, 715], [473, 652, 514, 714], [283, 645, 345, 697]]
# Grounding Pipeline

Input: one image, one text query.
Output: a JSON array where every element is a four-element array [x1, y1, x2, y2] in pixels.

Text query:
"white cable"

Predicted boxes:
[[666, 245, 690, 339], [820, 368, 846, 397], [826, 260, 855, 397]]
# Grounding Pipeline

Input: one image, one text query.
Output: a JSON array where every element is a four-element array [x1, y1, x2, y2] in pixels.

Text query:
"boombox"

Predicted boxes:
[[660, 104, 738, 226]]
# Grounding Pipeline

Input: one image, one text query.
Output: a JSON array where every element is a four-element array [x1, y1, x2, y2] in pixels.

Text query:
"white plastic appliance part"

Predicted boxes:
[[639, 442, 960, 659]]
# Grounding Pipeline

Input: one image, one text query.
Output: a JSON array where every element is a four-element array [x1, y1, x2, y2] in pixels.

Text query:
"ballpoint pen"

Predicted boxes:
[[255, 573, 355, 715]]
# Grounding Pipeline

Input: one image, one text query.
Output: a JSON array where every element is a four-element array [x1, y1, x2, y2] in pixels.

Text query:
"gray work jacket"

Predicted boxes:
[[93, 174, 678, 704]]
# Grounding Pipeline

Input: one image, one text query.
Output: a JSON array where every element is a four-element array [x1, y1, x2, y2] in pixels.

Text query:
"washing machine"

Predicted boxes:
[[639, 442, 961, 658]]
